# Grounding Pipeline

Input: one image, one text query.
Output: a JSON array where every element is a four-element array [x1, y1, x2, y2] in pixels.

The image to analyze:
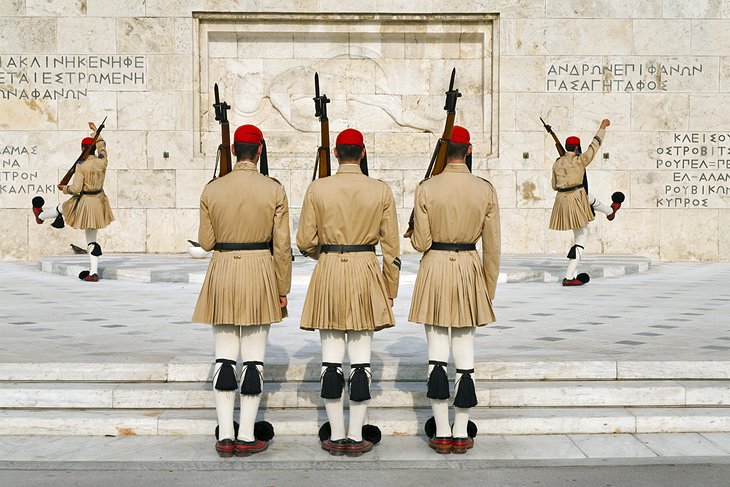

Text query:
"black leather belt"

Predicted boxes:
[[80, 189, 103, 195], [214, 242, 270, 251], [321, 244, 375, 253], [557, 184, 583, 193], [430, 242, 476, 251]]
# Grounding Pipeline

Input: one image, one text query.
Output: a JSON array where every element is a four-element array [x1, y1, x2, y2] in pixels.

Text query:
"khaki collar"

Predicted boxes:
[[233, 161, 258, 172], [336, 164, 363, 175], [443, 163, 470, 174]]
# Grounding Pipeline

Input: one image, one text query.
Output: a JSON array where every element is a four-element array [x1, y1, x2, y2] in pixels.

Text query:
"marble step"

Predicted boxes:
[[1, 407, 729, 436], [3, 360, 730, 382], [1, 380, 729, 409]]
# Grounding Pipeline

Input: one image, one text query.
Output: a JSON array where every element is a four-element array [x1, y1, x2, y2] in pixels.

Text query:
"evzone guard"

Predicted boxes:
[[297, 127, 400, 457], [31, 120, 114, 282], [192, 86, 291, 458], [546, 118, 624, 286]]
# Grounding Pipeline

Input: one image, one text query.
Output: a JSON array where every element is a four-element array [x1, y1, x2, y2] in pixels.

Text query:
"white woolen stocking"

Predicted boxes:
[[589, 193, 611, 215], [425, 324, 451, 437], [565, 226, 588, 279], [451, 327, 475, 438], [213, 325, 239, 441], [320, 329, 347, 441], [39, 204, 62, 221], [85, 229, 98, 275], [238, 324, 270, 442], [346, 330, 373, 442]]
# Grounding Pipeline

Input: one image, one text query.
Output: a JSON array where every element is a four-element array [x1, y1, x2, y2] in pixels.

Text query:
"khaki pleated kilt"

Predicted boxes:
[[549, 189, 594, 231], [300, 252, 394, 332], [62, 193, 115, 230], [192, 250, 285, 326], [408, 250, 495, 328]]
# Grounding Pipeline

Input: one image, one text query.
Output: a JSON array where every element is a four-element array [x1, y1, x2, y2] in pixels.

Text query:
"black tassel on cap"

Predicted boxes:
[[240, 361, 263, 395], [360, 151, 369, 176], [348, 363, 371, 402], [427, 361, 450, 400], [259, 140, 269, 175], [320, 362, 344, 399], [453, 368, 478, 408], [214, 359, 238, 391]]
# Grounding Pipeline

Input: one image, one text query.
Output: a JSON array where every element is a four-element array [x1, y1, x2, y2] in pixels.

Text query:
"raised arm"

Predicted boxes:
[[580, 119, 609, 167]]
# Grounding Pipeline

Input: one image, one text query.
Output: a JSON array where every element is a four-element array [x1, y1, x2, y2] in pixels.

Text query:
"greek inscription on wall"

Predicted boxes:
[[0, 55, 146, 100], [0, 145, 55, 198], [654, 133, 730, 208], [546, 62, 703, 93]]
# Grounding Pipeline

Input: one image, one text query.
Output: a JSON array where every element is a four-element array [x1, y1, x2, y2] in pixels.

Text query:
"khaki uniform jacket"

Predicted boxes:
[[192, 162, 292, 326], [62, 138, 114, 229], [297, 163, 400, 331], [549, 128, 605, 231], [409, 163, 500, 327]]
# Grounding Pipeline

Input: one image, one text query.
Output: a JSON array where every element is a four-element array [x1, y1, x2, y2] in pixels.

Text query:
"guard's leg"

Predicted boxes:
[[451, 327, 476, 454], [346, 330, 374, 456], [588, 192, 611, 215], [564, 226, 589, 284], [320, 329, 347, 455], [84, 229, 101, 281], [235, 324, 270, 456], [35, 201, 65, 229], [212, 325, 240, 456], [425, 324, 452, 453]]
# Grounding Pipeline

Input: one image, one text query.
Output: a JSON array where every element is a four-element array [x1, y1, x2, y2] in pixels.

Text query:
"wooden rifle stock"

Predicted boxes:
[[59, 117, 107, 186], [312, 72, 331, 180], [213, 83, 232, 178], [540, 116, 566, 157], [405, 69, 461, 237]]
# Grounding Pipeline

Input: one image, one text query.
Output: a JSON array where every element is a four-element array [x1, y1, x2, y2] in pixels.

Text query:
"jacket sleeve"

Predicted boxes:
[[64, 165, 85, 195], [379, 183, 400, 299], [273, 183, 292, 296], [197, 190, 216, 251], [551, 166, 558, 191], [295, 184, 320, 259], [411, 182, 432, 253], [481, 184, 501, 300], [96, 137, 107, 160], [580, 128, 606, 168]]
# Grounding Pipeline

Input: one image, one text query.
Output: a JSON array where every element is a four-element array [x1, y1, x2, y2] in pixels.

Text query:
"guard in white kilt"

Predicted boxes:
[[408, 126, 500, 454], [192, 124, 292, 457], [31, 122, 114, 282], [549, 119, 624, 286], [297, 128, 400, 457]]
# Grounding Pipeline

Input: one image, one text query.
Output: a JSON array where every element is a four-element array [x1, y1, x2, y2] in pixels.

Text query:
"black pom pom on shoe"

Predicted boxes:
[[467, 420, 478, 438], [214, 421, 239, 440], [318, 421, 331, 442], [362, 424, 381, 445], [78, 270, 90, 280], [611, 191, 625, 204], [254, 420, 275, 441], [576, 273, 591, 284], [424, 416, 436, 438], [32, 196, 45, 208]]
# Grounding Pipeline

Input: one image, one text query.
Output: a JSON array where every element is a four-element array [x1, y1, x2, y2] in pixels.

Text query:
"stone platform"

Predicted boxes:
[[38, 253, 652, 284]]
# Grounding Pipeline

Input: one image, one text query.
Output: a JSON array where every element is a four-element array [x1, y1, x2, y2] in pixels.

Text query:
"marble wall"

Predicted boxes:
[[1, 0, 728, 261]]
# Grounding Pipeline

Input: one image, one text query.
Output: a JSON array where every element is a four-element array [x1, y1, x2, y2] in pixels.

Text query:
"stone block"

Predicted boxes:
[[501, 56, 544, 93], [117, 170, 175, 208], [480, 170, 517, 209], [515, 170, 551, 209], [57, 92, 118, 131], [118, 92, 189, 130], [633, 408, 730, 433], [660, 57, 719, 93], [574, 20, 633, 56], [350, 33, 405, 59], [500, 19, 574, 56], [147, 131, 195, 170], [147, 55, 193, 92], [104, 131, 148, 170], [25, 0, 85, 16], [603, 0, 662, 18], [0, 0, 24, 15], [515, 93, 574, 133], [146, 209, 199, 253], [500, 93, 517, 132], [721, 210, 730, 260], [145, 0, 204, 16], [631, 94, 690, 131], [57, 18, 117, 53], [0, 209, 28, 260], [87, 0, 145, 17], [659, 209, 719, 260], [0, 384, 113, 408], [491, 131, 546, 171], [117, 18, 175, 54], [544, 0, 603, 17], [691, 20, 730, 55], [720, 57, 730, 92], [175, 18, 193, 54], [500, 208, 550, 254], [292, 32, 349, 59], [663, 0, 722, 18], [98, 208, 147, 252], [0, 18, 55, 52], [633, 20, 691, 56], [0, 100, 57, 131], [175, 170, 208, 208], [689, 94, 730, 131], [573, 94, 631, 132], [238, 31, 294, 59], [208, 32, 237, 58], [289, 169, 312, 208]]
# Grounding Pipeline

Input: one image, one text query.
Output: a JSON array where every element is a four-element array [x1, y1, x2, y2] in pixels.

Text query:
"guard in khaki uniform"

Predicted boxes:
[[549, 119, 623, 286], [31, 122, 115, 282], [297, 128, 400, 457], [408, 126, 500, 454], [192, 124, 292, 457]]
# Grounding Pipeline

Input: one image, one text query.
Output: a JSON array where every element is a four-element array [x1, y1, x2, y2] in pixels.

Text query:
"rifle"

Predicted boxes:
[[404, 68, 461, 237], [540, 116, 565, 157], [59, 116, 107, 187], [213, 83, 232, 178], [312, 72, 331, 180]]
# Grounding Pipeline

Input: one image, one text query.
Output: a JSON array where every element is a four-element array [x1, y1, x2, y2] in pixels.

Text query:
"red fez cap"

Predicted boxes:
[[81, 137, 94, 146], [233, 124, 263, 144], [566, 136, 581, 146], [336, 128, 364, 147], [451, 126, 470, 144]]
